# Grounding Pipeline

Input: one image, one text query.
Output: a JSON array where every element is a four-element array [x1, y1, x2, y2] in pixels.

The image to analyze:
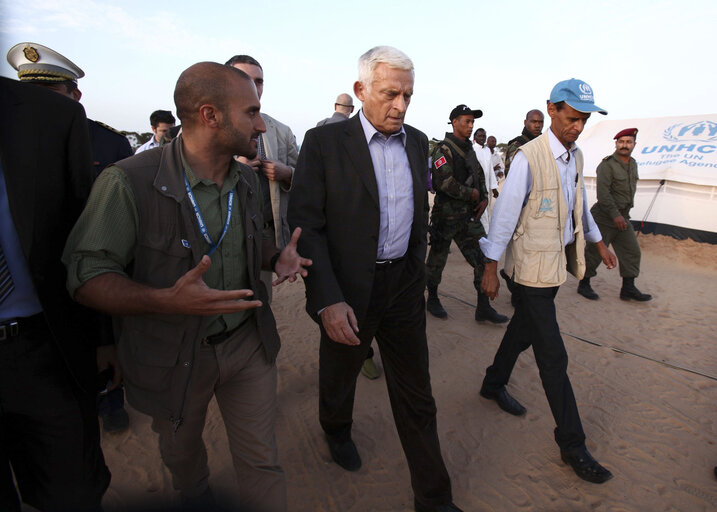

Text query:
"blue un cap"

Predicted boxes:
[[549, 79, 607, 115]]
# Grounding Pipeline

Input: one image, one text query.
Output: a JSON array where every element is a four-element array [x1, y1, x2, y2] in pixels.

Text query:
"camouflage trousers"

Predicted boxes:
[[425, 212, 487, 292]]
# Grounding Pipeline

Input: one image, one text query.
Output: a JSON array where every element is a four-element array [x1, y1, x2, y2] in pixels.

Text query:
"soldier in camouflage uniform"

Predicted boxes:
[[504, 109, 544, 177], [425, 105, 509, 323], [578, 128, 652, 301]]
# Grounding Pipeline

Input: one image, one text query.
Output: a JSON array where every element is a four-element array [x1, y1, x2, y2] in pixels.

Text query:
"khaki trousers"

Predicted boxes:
[[151, 321, 285, 512]]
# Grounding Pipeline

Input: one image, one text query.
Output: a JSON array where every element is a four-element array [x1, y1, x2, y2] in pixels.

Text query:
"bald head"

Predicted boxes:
[[334, 93, 354, 115], [174, 62, 252, 127]]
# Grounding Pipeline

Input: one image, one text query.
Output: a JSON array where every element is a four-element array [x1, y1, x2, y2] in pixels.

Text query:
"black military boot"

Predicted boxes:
[[426, 286, 448, 318], [475, 292, 509, 323], [620, 277, 652, 301], [577, 277, 599, 300]]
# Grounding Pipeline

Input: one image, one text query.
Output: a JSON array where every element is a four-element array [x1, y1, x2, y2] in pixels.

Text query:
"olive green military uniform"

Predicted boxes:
[[426, 132, 488, 292], [584, 152, 641, 278]]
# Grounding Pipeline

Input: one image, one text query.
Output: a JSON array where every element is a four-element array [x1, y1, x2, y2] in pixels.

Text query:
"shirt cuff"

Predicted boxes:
[[479, 237, 504, 262], [584, 227, 603, 244]]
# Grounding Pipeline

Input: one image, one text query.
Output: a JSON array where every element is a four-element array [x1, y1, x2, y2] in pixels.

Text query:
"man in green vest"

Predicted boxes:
[[478, 79, 617, 484], [578, 128, 652, 301], [64, 62, 311, 511]]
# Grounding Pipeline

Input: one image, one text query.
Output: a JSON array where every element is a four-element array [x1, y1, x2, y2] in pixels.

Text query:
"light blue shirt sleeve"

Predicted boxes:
[[582, 184, 602, 243]]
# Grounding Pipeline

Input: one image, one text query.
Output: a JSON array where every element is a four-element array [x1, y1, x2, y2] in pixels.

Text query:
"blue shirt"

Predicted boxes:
[[0, 161, 43, 321], [479, 129, 602, 261], [358, 110, 414, 260]]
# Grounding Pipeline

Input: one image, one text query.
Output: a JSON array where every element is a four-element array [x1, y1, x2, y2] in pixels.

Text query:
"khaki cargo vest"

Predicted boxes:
[[504, 132, 586, 287]]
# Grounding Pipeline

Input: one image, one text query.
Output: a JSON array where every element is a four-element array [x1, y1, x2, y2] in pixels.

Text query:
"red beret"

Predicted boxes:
[[614, 128, 638, 140]]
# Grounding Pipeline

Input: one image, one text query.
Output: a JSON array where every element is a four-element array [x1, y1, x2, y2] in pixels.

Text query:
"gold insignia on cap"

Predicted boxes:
[[23, 46, 40, 63]]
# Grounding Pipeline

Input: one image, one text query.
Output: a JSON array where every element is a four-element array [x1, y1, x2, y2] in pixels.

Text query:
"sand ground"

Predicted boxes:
[[97, 234, 717, 512]]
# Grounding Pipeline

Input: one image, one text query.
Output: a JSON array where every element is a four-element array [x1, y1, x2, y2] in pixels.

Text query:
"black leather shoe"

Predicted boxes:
[[480, 386, 526, 416], [620, 286, 652, 301], [326, 436, 361, 471], [474, 305, 509, 324], [415, 501, 463, 512], [577, 279, 599, 300], [561, 447, 613, 484], [426, 296, 448, 318]]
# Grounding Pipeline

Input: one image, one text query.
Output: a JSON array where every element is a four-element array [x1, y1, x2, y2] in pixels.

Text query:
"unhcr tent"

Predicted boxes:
[[579, 114, 717, 244]]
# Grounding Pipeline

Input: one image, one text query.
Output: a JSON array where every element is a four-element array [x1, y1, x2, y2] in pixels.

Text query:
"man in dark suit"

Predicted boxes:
[[288, 46, 460, 512], [0, 74, 110, 511], [8, 41, 132, 433]]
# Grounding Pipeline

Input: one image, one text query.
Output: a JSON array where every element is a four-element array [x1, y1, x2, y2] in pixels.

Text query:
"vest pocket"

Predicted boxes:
[[532, 186, 558, 219], [119, 322, 183, 392], [514, 228, 561, 284], [134, 229, 194, 288]]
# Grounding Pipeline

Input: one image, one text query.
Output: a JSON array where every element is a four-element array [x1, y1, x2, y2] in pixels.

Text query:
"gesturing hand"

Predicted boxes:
[[273, 228, 312, 286], [168, 255, 262, 315], [320, 302, 360, 346]]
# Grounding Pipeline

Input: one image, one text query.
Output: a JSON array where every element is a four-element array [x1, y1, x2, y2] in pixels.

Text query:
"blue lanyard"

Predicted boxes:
[[184, 174, 234, 256]]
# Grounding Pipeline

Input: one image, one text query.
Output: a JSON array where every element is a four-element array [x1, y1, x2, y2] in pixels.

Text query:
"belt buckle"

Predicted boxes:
[[0, 321, 19, 341]]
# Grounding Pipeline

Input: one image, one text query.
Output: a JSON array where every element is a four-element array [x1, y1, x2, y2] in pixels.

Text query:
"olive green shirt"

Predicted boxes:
[[64, 141, 253, 337], [593, 152, 639, 223]]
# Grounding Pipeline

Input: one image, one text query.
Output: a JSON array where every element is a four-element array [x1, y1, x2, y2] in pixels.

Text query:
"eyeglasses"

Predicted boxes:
[[336, 103, 354, 110]]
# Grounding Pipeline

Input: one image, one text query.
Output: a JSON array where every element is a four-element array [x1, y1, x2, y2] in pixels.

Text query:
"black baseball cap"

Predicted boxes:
[[448, 104, 483, 123]]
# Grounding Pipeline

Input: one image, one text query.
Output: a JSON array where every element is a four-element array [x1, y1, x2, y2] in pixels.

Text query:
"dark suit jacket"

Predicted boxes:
[[0, 77, 99, 394], [288, 114, 429, 325], [88, 119, 133, 176]]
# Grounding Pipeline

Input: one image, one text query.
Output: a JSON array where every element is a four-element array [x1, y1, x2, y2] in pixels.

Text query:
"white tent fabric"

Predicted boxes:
[[578, 114, 717, 241]]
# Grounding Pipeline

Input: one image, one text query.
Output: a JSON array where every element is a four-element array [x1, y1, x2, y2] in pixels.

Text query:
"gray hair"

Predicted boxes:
[[358, 46, 414, 89]]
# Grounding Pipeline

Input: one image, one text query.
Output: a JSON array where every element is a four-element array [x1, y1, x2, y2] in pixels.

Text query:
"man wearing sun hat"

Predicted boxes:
[[425, 104, 509, 324], [578, 127, 652, 302], [478, 79, 618, 484]]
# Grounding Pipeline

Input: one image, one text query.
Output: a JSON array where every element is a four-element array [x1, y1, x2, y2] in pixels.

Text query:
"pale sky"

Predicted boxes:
[[1, 0, 714, 145]]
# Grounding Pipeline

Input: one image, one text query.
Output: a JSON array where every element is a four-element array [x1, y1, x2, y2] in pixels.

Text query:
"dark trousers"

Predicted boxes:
[[0, 316, 110, 511], [482, 284, 586, 451], [319, 257, 452, 507]]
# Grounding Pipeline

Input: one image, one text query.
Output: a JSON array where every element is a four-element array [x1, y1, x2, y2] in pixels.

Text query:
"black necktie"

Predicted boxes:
[[0, 244, 14, 305]]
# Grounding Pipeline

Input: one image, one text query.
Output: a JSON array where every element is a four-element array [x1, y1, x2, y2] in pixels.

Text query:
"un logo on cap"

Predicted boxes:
[[578, 83, 592, 95]]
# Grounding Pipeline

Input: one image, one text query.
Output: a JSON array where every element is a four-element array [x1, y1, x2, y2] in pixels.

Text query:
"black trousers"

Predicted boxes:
[[318, 257, 452, 507], [482, 284, 587, 451], [0, 316, 110, 512]]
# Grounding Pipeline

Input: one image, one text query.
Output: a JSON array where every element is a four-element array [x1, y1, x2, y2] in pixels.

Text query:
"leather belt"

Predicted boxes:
[[376, 256, 405, 266], [202, 316, 251, 346], [0, 313, 45, 341]]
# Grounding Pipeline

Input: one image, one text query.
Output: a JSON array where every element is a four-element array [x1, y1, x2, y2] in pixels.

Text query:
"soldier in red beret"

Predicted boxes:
[[578, 128, 652, 301]]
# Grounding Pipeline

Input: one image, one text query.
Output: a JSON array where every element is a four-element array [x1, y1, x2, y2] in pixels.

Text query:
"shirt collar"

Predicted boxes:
[[359, 109, 406, 147], [548, 128, 578, 163], [179, 136, 241, 193]]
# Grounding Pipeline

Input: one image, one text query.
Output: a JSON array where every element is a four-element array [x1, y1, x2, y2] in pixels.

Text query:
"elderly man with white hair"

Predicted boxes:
[[289, 46, 461, 512]]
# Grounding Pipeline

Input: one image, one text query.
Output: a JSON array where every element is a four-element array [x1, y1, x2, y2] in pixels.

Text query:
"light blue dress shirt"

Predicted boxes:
[[479, 129, 602, 262], [359, 110, 414, 260], [0, 162, 43, 322]]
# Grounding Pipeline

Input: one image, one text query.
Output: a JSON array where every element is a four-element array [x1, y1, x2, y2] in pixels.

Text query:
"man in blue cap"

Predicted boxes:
[[477, 79, 618, 484]]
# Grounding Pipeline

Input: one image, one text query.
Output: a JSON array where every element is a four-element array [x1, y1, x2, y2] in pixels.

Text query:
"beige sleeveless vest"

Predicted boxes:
[[504, 132, 586, 287]]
